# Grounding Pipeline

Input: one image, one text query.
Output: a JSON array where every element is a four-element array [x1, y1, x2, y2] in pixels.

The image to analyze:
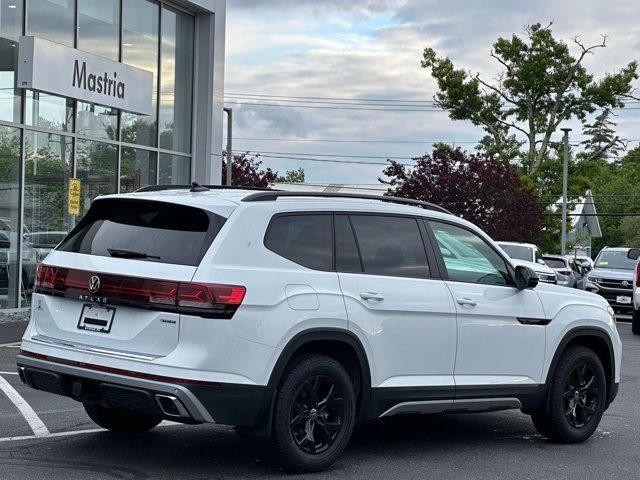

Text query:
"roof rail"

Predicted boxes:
[[241, 191, 452, 215], [134, 184, 276, 193]]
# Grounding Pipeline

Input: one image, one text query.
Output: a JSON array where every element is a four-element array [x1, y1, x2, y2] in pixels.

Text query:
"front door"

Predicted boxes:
[[427, 220, 547, 390]]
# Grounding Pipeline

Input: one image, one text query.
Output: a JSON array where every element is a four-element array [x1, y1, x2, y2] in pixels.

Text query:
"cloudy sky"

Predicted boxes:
[[224, 0, 640, 184]]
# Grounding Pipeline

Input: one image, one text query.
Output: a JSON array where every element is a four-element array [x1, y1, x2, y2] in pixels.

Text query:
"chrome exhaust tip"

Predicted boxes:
[[155, 394, 190, 418]]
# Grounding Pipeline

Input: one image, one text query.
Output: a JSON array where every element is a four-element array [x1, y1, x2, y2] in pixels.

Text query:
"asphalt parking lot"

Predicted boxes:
[[0, 319, 638, 480]]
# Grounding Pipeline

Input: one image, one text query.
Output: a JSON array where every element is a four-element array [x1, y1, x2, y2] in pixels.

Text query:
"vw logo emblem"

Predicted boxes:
[[88, 275, 101, 294], [622, 280, 630, 287]]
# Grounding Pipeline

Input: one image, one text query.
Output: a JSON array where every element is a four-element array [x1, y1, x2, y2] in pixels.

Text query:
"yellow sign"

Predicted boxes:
[[68, 178, 81, 216]]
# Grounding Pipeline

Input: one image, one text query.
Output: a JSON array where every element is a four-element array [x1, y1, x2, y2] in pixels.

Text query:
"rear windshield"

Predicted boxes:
[[543, 258, 566, 269], [58, 199, 226, 266], [498, 244, 533, 262]]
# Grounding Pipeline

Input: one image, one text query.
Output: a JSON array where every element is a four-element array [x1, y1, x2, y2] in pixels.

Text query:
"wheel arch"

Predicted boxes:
[[266, 328, 372, 419], [545, 326, 616, 405]]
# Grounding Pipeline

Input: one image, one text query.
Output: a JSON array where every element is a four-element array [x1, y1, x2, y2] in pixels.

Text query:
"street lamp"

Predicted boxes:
[[560, 128, 572, 256]]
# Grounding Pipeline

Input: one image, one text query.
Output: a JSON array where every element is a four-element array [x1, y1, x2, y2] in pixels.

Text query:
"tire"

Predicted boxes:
[[271, 354, 356, 473], [531, 346, 607, 443], [83, 403, 162, 433], [632, 309, 640, 335]]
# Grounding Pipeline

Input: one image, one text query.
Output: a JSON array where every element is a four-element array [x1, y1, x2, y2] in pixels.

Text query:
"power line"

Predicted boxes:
[[226, 137, 479, 144], [225, 92, 640, 105], [233, 149, 413, 160], [223, 101, 446, 112]]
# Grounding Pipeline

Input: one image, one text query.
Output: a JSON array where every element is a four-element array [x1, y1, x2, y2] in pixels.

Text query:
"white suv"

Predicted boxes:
[[17, 186, 622, 472]]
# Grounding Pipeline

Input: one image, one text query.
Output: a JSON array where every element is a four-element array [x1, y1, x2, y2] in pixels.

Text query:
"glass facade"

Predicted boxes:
[[0, 0, 197, 308]]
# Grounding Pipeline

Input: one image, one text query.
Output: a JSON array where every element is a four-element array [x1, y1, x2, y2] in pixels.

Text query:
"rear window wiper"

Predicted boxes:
[[107, 248, 161, 260]]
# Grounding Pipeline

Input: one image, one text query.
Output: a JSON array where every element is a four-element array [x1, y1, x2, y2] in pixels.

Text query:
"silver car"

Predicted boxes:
[[542, 255, 585, 288]]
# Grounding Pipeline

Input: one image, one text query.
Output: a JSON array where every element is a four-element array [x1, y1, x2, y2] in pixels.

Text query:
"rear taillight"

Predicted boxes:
[[559, 270, 572, 276], [635, 261, 640, 288], [177, 283, 246, 309], [34, 266, 246, 319]]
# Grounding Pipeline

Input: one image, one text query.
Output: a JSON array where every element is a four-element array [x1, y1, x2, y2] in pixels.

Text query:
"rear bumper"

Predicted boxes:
[[16, 353, 267, 427]]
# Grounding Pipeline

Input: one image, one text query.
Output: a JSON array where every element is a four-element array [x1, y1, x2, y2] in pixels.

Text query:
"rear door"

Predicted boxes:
[[337, 214, 457, 393], [32, 197, 229, 358], [426, 220, 547, 387]]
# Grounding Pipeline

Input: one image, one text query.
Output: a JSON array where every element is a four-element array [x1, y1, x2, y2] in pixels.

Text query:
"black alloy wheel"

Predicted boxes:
[[271, 354, 356, 472], [289, 375, 344, 455], [562, 363, 599, 428], [531, 345, 606, 443]]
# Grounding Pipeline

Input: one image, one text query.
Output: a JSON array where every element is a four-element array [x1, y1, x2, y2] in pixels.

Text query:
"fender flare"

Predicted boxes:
[[545, 326, 616, 402], [265, 328, 372, 419]]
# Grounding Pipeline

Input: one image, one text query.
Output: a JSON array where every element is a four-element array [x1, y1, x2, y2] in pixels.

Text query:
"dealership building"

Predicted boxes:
[[0, 0, 226, 309]]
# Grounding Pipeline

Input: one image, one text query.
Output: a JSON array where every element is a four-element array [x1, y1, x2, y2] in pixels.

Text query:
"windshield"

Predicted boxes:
[[498, 244, 533, 262], [594, 250, 637, 270]]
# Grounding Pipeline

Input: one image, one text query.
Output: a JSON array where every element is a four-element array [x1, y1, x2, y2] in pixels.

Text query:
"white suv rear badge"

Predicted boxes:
[[88, 275, 101, 293]]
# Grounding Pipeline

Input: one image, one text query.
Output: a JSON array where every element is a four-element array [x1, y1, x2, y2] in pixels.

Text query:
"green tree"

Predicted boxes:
[[579, 109, 626, 161], [421, 23, 638, 172], [277, 167, 305, 183], [620, 216, 640, 247]]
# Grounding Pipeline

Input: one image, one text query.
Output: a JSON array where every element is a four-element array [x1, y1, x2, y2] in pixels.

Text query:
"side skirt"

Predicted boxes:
[[369, 384, 547, 419]]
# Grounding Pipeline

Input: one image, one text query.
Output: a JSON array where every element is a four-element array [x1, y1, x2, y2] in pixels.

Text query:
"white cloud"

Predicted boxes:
[[225, 0, 640, 183]]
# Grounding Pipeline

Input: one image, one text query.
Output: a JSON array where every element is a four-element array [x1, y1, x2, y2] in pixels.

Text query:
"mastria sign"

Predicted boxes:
[[17, 36, 153, 116]]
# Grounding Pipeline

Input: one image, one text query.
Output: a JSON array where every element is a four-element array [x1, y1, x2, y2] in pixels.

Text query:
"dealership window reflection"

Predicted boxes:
[[120, 147, 157, 193], [159, 153, 190, 184], [23, 131, 73, 306], [78, 0, 120, 61], [159, 7, 194, 153], [0, 126, 23, 308], [0, 0, 23, 123], [121, 0, 159, 147], [76, 139, 117, 215], [27, 0, 75, 47]]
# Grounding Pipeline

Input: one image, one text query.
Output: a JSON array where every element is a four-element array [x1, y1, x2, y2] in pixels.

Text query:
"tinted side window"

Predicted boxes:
[[335, 215, 362, 273], [265, 214, 333, 271], [350, 215, 429, 278], [429, 221, 511, 286]]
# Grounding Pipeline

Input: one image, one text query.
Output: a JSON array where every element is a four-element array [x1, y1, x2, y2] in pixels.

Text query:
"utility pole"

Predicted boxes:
[[223, 107, 233, 186], [560, 128, 572, 256]]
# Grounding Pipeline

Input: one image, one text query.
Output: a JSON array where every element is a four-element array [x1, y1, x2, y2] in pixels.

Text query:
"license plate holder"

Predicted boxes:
[[616, 295, 632, 305], [78, 304, 115, 333]]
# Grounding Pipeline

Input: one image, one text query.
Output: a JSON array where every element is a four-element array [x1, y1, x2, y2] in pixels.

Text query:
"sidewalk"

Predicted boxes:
[[0, 311, 29, 345]]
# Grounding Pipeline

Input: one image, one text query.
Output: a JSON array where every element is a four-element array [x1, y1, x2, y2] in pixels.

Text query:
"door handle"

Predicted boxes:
[[456, 297, 477, 307], [360, 292, 384, 301]]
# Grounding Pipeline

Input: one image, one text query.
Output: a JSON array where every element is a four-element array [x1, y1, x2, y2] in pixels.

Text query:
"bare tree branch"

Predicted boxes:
[[475, 74, 518, 105]]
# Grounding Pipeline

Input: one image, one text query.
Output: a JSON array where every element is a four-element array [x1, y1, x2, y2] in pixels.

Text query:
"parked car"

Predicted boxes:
[[17, 187, 622, 472], [0, 231, 38, 296], [495, 241, 557, 284], [584, 247, 637, 314], [542, 255, 584, 288], [628, 248, 640, 334], [24, 231, 68, 262]]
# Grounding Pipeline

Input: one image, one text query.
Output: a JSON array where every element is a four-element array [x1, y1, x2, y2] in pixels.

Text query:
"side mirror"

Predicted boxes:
[[514, 265, 539, 290], [536, 259, 546, 265], [580, 261, 592, 271], [628, 248, 640, 261]]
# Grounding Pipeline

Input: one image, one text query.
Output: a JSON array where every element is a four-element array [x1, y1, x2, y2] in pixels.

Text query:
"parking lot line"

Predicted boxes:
[[0, 420, 179, 443], [0, 342, 20, 348], [0, 375, 50, 438], [0, 371, 18, 375], [0, 428, 104, 443]]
